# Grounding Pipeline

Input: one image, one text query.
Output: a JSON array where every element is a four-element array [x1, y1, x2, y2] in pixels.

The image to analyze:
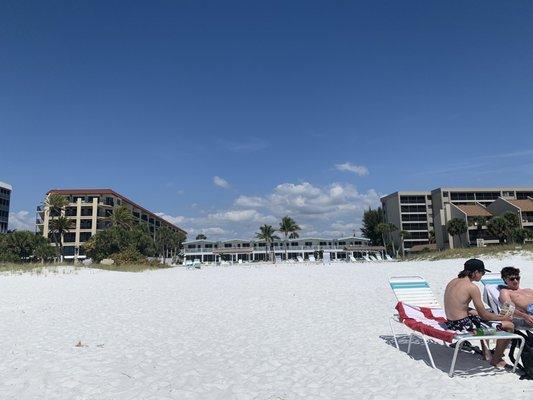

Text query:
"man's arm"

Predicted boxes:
[[499, 288, 511, 304], [469, 285, 511, 322]]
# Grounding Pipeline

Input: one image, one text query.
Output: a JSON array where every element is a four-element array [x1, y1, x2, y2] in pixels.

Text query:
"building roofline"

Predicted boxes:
[[46, 188, 186, 234], [0, 181, 12, 191]]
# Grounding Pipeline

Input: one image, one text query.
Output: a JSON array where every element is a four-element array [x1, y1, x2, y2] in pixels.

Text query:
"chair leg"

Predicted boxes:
[[389, 317, 399, 349], [421, 335, 436, 369], [407, 333, 414, 354], [449, 339, 464, 377], [512, 337, 526, 373]]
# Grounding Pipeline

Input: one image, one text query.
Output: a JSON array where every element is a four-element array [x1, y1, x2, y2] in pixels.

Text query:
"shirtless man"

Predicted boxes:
[[444, 259, 514, 368], [499, 266, 533, 326]]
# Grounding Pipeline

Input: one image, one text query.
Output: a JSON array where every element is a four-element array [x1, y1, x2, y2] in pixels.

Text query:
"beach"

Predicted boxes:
[[1, 255, 533, 399]]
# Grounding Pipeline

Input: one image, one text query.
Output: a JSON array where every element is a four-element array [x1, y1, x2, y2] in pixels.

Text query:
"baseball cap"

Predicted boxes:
[[464, 258, 491, 273]]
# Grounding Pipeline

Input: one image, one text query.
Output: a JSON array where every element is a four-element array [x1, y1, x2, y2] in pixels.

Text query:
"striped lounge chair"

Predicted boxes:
[[389, 276, 525, 377]]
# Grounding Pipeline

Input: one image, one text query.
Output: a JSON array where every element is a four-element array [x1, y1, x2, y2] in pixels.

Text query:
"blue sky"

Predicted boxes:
[[2, 1, 533, 238]]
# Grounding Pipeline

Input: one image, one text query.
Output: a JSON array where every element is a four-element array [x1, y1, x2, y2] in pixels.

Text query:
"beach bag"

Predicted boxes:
[[509, 330, 533, 380]]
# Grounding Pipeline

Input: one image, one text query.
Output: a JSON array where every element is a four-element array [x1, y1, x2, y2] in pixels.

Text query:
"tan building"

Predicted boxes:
[[380, 191, 433, 253], [382, 186, 533, 251], [37, 189, 186, 259]]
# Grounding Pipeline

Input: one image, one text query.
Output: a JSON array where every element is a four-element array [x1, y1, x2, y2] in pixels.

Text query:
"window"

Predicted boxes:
[[79, 232, 92, 242], [149, 218, 155, 224], [205, 244, 213, 248], [65, 207, 77, 216], [105, 197, 114, 206], [305, 242, 312, 246], [338, 241, 346, 245], [63, 233, 76, 243], [80, 219, 92, 229], [63, 246, 75, 256], [401, 205, 427, 213], [320, 241, 327, 245], [400, 195, 426, 204], [81, 207, 92, 216], [225, 243, 232, 248], [141, 214, 148, 221], [402, 223, 428, 231], [291, 242, 299, 246]]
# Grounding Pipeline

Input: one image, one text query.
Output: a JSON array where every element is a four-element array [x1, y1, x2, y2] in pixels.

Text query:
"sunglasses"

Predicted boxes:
[[507, 276, 521, 282]]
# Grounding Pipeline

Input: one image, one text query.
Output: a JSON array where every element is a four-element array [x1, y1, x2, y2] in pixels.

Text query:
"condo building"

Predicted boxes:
[[37, 189, 186, 259], [182, 236, 384, 263], [0, 181, 12, 233], [381, 187, 533, 251]]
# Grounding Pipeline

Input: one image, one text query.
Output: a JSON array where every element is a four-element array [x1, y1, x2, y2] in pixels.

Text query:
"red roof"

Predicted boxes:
[[47, 188, 186, 234]]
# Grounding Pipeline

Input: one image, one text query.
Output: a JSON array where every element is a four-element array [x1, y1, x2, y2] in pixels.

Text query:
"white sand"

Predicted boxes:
[[1, 255, 533, 399]]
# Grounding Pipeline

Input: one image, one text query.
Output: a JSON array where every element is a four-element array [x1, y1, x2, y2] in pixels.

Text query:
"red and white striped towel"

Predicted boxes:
[[395, 302, 457, 343]]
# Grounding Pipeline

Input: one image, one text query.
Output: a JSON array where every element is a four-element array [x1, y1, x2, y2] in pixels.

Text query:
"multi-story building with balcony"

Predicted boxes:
[[37, 189, 186, 259], [381, 186, 533, 251], [380, 191, 433, 252], [182, 236, 379, 263], [0, 181, 12, 233]]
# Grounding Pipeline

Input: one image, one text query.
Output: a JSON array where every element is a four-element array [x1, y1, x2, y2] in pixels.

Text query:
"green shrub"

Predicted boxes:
[[109, 247, 146, 265]]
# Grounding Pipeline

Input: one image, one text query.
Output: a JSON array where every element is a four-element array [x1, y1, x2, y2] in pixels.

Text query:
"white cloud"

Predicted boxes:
[[8, 210, 35, 231], [335, 162, 369, 176], [155, 212, 188, 226], [213, 176, 230, 189], [158, 181, 380, 240], [234, 195, 268, 208]]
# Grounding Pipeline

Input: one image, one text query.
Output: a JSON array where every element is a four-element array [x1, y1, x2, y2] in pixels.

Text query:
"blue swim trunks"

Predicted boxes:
[[527, 304, 533, 315]]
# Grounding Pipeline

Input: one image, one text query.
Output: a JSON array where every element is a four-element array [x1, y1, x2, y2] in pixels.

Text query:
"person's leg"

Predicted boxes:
[[490, 320, 514, 367]]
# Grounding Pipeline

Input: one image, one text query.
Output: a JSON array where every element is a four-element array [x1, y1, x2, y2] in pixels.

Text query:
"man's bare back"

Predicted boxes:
[[444, 277, 480, 320]]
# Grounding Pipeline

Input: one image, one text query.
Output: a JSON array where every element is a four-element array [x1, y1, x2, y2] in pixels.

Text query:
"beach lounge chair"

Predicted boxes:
[[389, 276, 525, 377], [297, 256, 304, 263], [385, 254, 394, 261], [184, 259, 193, 269], [349, 255, 357, 262], [192, 259, 201, 269], [362, 254, 371, 262], [309, 255, 316, 262], [375, 253, 383, 261], [368, 255, 378, 261]]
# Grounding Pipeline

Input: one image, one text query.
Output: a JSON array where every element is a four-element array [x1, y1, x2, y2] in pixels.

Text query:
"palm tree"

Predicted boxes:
[[399, 230, 410, 257], [375, 222, 397, 256], [48, 216, 74, 261], [45, 194, 70, 261], [45, 193, 69, 217], [255, 224, 279, 262], [446, 218, 468, 248], [196, 234, 207, 240], [109, 206, 135, 230], [279, 216, 301, 261], [289, 232, 299, 239]]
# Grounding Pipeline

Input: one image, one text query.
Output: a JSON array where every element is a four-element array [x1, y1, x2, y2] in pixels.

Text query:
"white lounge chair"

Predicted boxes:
[[362, 255, 371, 262], [389, 275, 525, 377], [349, 255, 357, 263], [375, 253, 383, 261], [385, 254, 394, 261], [368, 255, 378, 261], [238, 259, 243, 264], [184, 259, 193, 269], [192, 259, 201, 269], [308, 255, 316, 262], [297, 256, 304, 263]]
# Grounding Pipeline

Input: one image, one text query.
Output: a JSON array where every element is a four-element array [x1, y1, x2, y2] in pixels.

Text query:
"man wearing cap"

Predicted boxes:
[[444, 258, 514, 368]]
